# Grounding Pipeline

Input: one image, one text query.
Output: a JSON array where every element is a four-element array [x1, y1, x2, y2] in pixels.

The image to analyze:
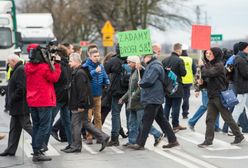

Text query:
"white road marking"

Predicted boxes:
[[176, 131, 240, 151], [202, 155, 248, 159], [82, 142, 98, 154], [20, 138, 60, 158], [145, 136, 218, 168]]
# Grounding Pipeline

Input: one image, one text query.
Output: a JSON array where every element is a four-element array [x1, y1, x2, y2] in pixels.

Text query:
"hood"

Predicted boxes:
[[203, 47, 223, 64]]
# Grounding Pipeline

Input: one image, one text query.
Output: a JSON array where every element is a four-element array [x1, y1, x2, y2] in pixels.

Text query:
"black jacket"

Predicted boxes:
[[8, 61, 29, 116], [104, 54, 128, 98], [69, 67, 93, 111], [162, 52, 186, 98], [233, 51, 248, 94], [54, 56, 71, 104], [201, 54, 228, 99]]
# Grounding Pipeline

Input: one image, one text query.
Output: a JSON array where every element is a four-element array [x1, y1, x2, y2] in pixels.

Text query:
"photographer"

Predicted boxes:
[[25, 44, 61, 162]]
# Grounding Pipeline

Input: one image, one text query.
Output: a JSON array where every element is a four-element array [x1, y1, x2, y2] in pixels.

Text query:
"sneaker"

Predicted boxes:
[[162, 141, 179, 148], [231, 135, 245, 145], [154, 133, 164, 147], [32, 154, 52, 162], [197, 141, 212, 148]]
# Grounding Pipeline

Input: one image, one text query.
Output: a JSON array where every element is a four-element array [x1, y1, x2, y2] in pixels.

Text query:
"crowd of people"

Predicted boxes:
[[0, 40, 247, 162]]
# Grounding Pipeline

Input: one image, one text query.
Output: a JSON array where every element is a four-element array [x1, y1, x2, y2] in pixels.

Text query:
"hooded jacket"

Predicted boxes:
[[233, 51, 248, 94], [83, 58, 110, 97], [140, 58, 165, 105], [201, 47, 228, 99], [25, 63, 61, 107]]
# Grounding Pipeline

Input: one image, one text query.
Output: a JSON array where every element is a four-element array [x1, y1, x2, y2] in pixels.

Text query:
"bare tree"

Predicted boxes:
[[18, 0, 191, 43]]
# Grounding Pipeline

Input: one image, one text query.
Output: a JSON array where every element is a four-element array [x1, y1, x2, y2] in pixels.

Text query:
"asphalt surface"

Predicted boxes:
[[0, 92, 248, 168]]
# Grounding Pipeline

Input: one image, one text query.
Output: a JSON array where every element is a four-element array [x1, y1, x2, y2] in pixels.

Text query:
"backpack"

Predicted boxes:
[[162, 69, 179, 96], [161, 56, 179, 96]]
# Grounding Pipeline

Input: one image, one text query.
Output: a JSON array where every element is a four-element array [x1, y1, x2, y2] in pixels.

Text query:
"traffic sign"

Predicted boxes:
[[102, 34, 114, 47], [101, 21, 115, 47], [211, 34, 223, 41], [101, 21, 115, 34], [79, 41, 90, 47]]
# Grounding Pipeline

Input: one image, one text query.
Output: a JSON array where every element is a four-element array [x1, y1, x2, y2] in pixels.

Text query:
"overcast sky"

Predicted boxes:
[[151, 0, 248, 45]]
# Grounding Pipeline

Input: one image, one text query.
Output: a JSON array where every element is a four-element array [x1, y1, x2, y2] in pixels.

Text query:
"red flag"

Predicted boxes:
[[191, 25, 211, 50]]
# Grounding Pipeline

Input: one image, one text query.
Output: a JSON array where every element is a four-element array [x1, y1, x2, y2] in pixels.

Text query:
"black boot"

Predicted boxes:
[[107, 136, 119, 146], [119, 127, 128, 138]]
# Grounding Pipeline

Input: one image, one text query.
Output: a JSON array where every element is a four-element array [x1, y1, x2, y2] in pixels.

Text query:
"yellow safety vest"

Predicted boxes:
[[180, 56, 194, 84]]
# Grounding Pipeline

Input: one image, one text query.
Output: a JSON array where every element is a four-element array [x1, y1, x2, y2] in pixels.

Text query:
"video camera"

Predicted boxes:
[[29, 41, 61, 71]]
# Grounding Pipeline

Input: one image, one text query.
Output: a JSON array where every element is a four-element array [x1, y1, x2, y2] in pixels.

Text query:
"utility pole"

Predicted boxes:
[[195, 5, 201, 24]]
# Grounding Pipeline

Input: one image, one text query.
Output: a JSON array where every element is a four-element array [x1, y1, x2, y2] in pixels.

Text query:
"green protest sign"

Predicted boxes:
[[117, 29, 153, 57]]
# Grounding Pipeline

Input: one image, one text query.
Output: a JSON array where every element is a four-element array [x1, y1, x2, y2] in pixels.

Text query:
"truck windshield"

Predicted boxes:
[[0, 28, 12, 49]]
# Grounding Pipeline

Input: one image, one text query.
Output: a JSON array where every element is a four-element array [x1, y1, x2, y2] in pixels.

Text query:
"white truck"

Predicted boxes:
[[0, 0, 21, 86], [17, 13, 56, 59]]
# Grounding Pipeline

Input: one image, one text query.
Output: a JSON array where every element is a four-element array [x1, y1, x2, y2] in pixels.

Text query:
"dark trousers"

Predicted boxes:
[[30, 107, 52, 154], [182, 84, 191, 117], [164, 97, 182, 127], [136, 104, 176, 147], [71, 109, 109, 150], [205, 97, 242, 143], [4, 115, 32, 154]]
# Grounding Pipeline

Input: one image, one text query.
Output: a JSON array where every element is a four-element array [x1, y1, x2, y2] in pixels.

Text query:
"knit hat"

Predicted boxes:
[[238, 42, 248, 51], [127, 56, 140, 64], [233, 43, 239, 55]]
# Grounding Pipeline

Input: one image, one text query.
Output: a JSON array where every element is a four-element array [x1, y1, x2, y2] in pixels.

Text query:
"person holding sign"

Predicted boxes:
[[119, 56, 163, 147], [130, 54, 179, 150]]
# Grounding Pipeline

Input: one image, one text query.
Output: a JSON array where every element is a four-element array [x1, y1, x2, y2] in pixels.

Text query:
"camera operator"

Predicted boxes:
[[25, 44, 61, 162], [43, 44, 73, 152]]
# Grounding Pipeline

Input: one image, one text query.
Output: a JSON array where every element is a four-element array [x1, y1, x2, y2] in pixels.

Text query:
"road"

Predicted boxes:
[[0, 92, 248, 168]]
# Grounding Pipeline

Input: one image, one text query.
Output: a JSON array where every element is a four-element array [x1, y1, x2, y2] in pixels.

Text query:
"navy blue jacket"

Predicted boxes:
[[139, 58, 165, 105], [83, 59, 110, 97]]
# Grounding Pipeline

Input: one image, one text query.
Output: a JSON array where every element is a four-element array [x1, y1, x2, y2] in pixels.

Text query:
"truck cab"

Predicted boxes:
[[17, 13, 56, 60]]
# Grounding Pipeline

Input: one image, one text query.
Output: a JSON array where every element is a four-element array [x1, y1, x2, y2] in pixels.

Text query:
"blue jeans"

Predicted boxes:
[[164, 97, 182, 128], [30, 107, 52, 153], [111, 96, 124, 138], [222, 83, 248, 133], [128, 109, 161, 144], [188, 89, 219, 129], [45, 103, 72, 145]]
